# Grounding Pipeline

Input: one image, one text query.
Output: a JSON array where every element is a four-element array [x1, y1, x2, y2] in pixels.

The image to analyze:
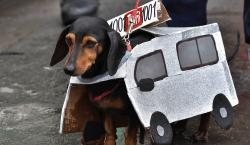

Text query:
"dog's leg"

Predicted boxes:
[[81, 137, 105, 145], [81, 121, 105, 145], [174, 119, 188, 134], [193, 112, 211, 142], [103, 112, 116, 145], [125, 116, 139, 145]]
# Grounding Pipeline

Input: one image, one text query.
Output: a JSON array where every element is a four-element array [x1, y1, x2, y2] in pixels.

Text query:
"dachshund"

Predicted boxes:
[[50, 16, 153, 145], [50, 16, 216, 144]]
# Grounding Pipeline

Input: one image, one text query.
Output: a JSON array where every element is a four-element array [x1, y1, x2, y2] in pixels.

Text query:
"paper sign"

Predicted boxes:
[[148, 0, 171, 27], [108, 0, 161, 37]]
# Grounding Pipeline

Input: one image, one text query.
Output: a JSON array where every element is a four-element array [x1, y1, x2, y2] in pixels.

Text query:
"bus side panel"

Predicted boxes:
[[221, 61, 239, 106], [126, 62, 233, 127]]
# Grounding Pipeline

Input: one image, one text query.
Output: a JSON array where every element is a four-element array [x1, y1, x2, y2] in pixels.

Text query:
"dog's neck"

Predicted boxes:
[[88, 80, 122, 103]]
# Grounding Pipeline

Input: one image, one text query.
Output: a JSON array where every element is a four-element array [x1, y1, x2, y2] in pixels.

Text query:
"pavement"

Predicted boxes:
[[0, 0, 249, 145]]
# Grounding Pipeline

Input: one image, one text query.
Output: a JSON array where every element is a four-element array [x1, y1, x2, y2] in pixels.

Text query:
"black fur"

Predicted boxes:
[[50, 26, 70, 66]]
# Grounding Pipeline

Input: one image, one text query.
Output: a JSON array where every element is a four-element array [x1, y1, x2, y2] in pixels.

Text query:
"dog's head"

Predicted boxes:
[[50, 17, 125, 77]]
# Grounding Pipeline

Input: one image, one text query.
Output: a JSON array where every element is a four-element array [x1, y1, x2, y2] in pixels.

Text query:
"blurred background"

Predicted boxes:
[[0, 0, 249, 145]]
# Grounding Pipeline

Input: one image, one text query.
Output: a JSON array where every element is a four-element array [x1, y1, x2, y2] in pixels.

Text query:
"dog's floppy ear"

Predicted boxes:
[[50, 26, 70, 66], [107, 30, 126, 76]]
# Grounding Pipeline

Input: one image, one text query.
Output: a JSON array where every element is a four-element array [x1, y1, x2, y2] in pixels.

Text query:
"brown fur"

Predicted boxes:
[[98, 96, 125, 109], [103, 112, 116, 145], [75, 48, 97, 75], [86, 80, 138, 145], [64, 33, 75, 65], [64, 35, 102, 76], [63, 84, 101, 134]]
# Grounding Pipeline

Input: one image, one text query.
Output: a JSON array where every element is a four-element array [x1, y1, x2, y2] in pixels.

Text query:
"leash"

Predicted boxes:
[[124, 0, 140, 52]]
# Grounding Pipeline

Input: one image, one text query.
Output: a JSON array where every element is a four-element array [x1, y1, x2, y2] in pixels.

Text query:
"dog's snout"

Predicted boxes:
[[64, 64, 75, 75]]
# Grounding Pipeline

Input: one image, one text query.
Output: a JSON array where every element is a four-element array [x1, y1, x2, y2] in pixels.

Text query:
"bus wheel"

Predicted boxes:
[[150, 112, 173, 145], [212, 95, 234, 129]]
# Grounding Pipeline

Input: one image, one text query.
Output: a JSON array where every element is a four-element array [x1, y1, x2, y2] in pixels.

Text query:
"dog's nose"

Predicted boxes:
[[64, 64, 75, 75]]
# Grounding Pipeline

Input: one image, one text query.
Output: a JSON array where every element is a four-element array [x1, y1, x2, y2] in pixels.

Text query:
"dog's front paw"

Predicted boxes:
[[124, 133, 137, 145], [104, 136, 116, 145], [192, 131, 208, 143], [125, 137, 137, 145]]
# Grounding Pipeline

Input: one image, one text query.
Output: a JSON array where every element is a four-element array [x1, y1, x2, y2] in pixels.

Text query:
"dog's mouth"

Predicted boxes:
[[64, 58, 101, 78], [64, 60, 94, 76], [80, 62, 100, 78], [82, 59, 96, 72]]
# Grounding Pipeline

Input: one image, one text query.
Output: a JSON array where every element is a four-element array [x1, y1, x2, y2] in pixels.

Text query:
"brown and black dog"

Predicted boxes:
[[50, 16, 213, 144], [50, 16, 153, 145]]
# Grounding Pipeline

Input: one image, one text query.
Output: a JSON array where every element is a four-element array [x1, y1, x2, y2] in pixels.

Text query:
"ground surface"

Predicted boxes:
[[0, 0, 249, 145]]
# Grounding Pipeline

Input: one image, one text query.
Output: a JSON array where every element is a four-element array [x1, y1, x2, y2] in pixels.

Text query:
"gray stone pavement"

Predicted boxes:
[[0, 0, 249, 145]]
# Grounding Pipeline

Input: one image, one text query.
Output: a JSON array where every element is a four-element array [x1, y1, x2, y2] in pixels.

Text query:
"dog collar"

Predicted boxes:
[[89, 82, 121, 103]]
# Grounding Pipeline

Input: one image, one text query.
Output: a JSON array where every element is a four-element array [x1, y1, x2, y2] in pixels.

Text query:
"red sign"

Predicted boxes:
[[124, 7, 143, 33]]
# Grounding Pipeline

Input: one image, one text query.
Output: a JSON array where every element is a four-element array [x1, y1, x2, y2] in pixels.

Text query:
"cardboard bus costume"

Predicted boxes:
[[59, 23, 238, 144], [60, 0, 171, 134]]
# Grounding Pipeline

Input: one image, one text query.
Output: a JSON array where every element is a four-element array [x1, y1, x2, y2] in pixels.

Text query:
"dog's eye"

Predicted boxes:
[[65, 38, 73, 47], [85, 41, 97, 48]]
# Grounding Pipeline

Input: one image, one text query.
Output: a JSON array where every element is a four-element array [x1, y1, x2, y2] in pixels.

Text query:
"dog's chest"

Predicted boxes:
[[87, 80, 127, 110]]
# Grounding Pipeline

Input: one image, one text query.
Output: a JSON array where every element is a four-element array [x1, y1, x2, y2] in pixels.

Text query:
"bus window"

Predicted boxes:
[[177, 35, 218, 70], [197, 36, 218, 65], [177, 39, 201, 70], [134, 50, 167, 84]]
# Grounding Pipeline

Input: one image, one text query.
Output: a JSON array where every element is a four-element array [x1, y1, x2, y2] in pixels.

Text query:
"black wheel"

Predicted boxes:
[[150, 112, 173, 145], [212, 95, 234, 129]]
